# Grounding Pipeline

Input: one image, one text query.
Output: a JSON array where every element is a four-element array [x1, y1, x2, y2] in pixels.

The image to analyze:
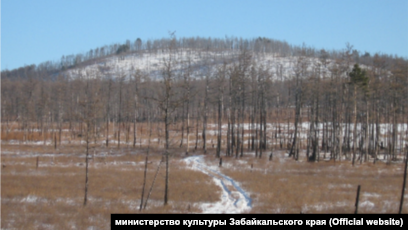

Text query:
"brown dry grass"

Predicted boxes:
[[207, 150, 407, 213], [1, 145, 220, 229], [2, 120, 408, 229]]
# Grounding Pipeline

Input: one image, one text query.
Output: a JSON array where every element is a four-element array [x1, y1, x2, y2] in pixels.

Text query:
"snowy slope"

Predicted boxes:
[[65, 49, 340, 80]]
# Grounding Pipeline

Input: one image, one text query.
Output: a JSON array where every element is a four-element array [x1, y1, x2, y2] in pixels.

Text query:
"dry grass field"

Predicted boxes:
[[1, 123, 407, 229], [208, 151, 407, 213], [1, 145, 222, 229]]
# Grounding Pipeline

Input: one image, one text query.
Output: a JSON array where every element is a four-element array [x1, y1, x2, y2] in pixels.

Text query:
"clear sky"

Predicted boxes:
[[2, 0, 407, 70]]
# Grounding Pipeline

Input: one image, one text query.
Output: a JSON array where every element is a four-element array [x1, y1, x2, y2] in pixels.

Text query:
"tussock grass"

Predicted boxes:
[[206, 150, 407, 213], [2, 131, 407, 229], [1, 145, 221, 229]]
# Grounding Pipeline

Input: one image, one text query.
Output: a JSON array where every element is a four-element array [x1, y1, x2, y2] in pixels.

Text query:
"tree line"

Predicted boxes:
[[2, 38, 407, 165]]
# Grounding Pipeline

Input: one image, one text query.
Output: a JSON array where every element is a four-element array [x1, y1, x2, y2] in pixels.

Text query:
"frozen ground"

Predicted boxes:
[[183, 155, 252, 213]]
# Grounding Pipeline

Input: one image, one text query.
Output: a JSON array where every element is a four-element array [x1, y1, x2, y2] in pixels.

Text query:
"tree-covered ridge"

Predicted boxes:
[[2, 38, 407, 163], [1, 36, 404, 80]]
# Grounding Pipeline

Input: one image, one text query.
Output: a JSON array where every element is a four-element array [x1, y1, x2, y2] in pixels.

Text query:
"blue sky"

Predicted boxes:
[[2, 0, 407, 70]]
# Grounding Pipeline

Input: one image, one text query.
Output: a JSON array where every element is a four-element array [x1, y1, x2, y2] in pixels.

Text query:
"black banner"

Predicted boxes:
[[111, 214, 407, 229]]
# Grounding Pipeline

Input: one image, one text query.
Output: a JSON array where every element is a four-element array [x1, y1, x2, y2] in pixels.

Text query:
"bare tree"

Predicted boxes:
[[154, 33, 182, 205], [215, 63, 227, 158], [79, 76, 101, 206]]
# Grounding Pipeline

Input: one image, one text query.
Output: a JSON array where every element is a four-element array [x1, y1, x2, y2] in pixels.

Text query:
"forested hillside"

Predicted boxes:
[[2, 36, 407, 163]]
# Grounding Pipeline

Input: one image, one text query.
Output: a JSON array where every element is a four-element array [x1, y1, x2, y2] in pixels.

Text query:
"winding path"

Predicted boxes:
[[183, 155, 252, 213]]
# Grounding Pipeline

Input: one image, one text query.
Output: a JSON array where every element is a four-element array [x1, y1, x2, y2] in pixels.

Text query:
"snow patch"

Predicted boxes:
[[183, 155, 252, 213]]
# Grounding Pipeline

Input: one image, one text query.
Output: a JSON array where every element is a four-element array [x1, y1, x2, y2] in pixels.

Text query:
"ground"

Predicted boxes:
[[1, 143, 407, 229]]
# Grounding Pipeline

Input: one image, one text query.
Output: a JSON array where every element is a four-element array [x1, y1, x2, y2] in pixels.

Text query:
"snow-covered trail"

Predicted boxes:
[[183, 155, 252, 213]]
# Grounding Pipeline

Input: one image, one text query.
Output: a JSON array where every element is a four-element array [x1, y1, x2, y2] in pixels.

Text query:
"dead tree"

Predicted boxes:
[[202, 75, 209, 154], [80, 77, 101, 206]]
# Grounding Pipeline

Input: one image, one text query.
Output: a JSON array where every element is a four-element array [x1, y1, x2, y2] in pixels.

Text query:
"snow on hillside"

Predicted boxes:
[[65, 49, 341, 80]]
